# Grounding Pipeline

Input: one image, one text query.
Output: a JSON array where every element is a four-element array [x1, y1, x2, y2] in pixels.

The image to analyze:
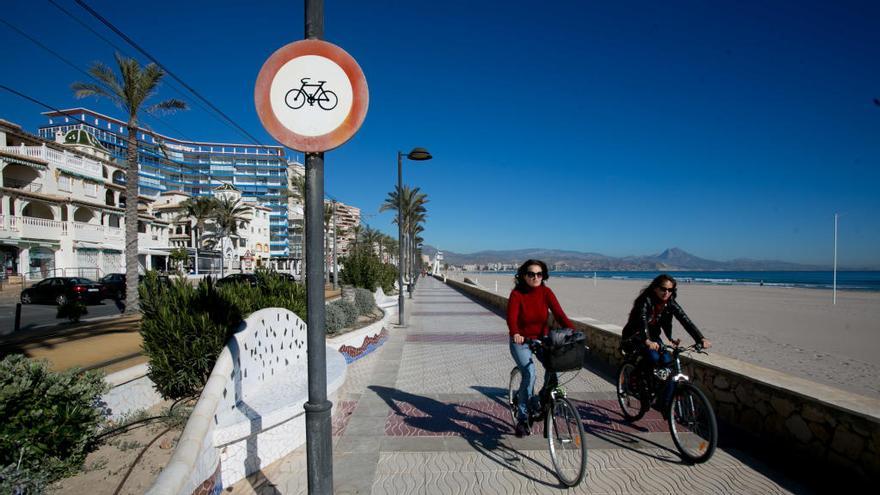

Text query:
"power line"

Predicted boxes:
[[74, 0, 267, 147], [44, 0, 231, 143], [0, 14, 194, 144]]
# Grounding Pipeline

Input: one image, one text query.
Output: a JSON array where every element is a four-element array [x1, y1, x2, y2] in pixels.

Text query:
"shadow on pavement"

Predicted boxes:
[[369, 385, 567, 489]]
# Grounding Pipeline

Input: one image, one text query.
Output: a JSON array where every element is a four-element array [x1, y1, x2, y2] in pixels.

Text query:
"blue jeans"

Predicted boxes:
[[644, 347, 675, 404], [509, 339, 556, 422]]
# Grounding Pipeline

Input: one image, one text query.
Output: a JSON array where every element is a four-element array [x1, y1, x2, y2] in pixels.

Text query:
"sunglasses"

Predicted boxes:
[[657, 286, 675, 293], [525, 271, 544, 279]]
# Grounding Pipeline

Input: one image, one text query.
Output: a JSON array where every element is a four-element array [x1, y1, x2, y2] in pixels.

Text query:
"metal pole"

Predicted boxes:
[[304, 3, 331, 494], [332, 201, 338, 290], [833, 213, 838, 305], [397, 151, 405, 326]]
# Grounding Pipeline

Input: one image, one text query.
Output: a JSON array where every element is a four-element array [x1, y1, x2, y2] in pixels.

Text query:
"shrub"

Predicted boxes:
[[353, 288, 376, 315], [0, 355, 107, 488], [56, 300, 88, 322], [336, 300, 358, 327], [139, 271, 307, 400], [340, 250, 398, 294]]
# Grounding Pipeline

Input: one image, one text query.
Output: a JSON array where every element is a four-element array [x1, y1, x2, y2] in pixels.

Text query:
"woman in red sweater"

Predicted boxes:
[[507, 259, 575, 437]]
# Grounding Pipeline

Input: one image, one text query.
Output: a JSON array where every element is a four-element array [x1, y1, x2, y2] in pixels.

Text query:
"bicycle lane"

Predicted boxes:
[[233, 276, 813, 494]]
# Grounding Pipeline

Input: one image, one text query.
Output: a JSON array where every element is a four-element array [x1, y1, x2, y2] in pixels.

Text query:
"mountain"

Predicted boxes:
[[422, 246, 824, 271]]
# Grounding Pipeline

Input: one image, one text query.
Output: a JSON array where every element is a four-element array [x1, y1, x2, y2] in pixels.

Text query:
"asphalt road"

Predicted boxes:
[[1, 299, 126, 336]]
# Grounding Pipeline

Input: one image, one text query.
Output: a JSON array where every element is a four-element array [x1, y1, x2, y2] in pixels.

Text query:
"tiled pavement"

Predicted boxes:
[[231, 278, 813, 494]]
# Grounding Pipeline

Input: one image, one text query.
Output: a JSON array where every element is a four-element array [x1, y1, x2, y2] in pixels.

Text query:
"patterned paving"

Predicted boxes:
[[231, 277, 812, 494]]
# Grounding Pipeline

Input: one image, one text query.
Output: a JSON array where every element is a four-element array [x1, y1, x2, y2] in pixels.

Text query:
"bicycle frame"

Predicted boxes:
[[297, 78, 330, 104]]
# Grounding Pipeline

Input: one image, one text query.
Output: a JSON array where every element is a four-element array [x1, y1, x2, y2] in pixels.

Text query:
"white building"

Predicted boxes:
[[0, 118, 270, 280]]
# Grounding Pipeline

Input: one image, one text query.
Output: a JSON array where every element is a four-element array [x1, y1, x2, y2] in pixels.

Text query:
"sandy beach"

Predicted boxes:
[[448, 272, 880, 400]]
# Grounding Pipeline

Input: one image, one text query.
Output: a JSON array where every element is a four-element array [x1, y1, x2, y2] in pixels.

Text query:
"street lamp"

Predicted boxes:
[[397, 147, 431, 326]]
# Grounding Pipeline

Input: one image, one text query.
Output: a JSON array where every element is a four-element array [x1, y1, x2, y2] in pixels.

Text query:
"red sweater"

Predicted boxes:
[[506, 285, 575, 339]]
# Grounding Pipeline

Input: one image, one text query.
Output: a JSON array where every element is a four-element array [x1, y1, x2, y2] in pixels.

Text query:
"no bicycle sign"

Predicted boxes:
[[255, 39, 368, 152]]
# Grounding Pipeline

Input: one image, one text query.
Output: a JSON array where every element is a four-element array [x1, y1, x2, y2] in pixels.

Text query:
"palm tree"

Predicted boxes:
[[72, 53, 187, 312], [380, 185, 428, 282], [202, 196, 251, 277], [175, 196, 216, 275], [349, 223, 363, 253]]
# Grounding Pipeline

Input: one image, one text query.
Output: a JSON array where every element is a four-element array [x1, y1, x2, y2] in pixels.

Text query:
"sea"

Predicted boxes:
[[476, 271, 880, 292]]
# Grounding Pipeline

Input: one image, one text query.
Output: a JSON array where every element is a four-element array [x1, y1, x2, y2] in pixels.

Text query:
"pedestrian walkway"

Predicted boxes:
[[231, 277, 813, 494]]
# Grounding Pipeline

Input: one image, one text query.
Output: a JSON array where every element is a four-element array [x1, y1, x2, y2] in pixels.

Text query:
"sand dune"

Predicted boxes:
[[449, 271, 880, 399]]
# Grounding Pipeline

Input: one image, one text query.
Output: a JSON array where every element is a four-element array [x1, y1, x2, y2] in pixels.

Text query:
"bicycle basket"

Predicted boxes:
[[544, 329, 586, 372]]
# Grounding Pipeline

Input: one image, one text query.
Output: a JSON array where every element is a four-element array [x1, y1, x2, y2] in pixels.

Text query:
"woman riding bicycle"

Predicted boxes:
[[621, 274, 711, 401], [507, 259, 575, 437]]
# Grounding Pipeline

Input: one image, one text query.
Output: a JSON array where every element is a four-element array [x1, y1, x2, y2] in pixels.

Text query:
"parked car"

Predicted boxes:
[[20, 277, 105, 305], [100, 273, 172, 299], [216, 273, 258, 287]]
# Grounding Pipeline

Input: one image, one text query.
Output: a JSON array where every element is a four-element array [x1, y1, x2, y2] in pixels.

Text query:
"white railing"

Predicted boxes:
[[2, 177, 43, 192], [0, 144, 103, 181], [106, 226, 123, 239], [73, 221, 105, 243], [0, 214, 5, 231], [19, 216, 65, 239]]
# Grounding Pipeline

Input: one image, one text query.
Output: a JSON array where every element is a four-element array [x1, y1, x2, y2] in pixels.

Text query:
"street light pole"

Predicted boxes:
[[332, 200, 338, 290], [397, 151, 405, 325], [395, 147, 432, 326]]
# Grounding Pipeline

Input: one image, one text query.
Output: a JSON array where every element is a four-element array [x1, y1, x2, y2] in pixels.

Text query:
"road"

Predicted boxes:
[[1, 299, 125, 336]]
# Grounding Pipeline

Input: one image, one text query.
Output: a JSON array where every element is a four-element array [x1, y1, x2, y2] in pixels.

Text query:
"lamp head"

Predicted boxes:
[[407, 147, 432, 161]]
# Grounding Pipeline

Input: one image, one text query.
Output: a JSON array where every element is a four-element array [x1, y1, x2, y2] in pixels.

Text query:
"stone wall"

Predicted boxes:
[[439, 275, 880, 479]]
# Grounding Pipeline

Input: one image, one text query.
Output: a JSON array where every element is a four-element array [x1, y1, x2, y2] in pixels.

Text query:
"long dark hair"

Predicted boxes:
[[632, 273, 678, 305], [514, 259, 549, 292]]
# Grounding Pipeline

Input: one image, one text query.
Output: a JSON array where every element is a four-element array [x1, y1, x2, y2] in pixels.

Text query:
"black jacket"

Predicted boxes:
[[621, 294, 704, 345]]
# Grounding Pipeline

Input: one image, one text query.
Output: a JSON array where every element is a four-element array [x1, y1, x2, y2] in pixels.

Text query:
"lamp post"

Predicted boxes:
[[332, 200, 338, 290], [397, 147, 431, 326]]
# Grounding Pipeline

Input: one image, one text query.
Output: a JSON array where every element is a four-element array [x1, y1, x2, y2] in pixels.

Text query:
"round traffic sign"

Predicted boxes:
[[255, 39, 368, 152]]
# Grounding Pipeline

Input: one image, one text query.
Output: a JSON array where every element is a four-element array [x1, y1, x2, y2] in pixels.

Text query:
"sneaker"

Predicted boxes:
[[514, 420, 531, 437]]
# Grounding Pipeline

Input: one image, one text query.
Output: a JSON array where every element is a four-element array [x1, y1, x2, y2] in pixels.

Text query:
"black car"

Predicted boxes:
[[20, 277, 105, 305], [216, 273, 258, 287], [100, 273, 172, 299], [99, 273, 126, 300]]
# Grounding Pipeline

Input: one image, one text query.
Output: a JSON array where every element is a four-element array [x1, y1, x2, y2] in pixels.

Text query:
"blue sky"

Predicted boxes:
[[1, 0, 878, 267]]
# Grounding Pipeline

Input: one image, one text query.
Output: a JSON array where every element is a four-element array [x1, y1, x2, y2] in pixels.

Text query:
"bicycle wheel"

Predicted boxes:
[[616, 362, 648, 421], [546, 397, 587, 487], [507, 367, 521, 427], [318, 90, 338, 110], [285, 89, 305, 109], [668, 382, 717, 463]]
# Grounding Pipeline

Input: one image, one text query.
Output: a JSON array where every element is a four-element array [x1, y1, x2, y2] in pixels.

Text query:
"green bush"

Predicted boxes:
[[340, 249, 398, 294], [353, 288, 376, 315], [325, 302, 345, 334], [56, 300, 88, 322], [139, 271, 307, 400], [0, 355, 107, 488]]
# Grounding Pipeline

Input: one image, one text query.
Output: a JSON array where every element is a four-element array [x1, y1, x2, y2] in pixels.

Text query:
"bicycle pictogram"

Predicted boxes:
[[285, 78, 338, 111]]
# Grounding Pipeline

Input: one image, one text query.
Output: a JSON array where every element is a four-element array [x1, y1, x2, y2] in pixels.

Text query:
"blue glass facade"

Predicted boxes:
[[39, 108, 291, 258]]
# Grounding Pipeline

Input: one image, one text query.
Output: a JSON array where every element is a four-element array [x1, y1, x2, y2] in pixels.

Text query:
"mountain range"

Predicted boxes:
[[421, 246, 828, 271]]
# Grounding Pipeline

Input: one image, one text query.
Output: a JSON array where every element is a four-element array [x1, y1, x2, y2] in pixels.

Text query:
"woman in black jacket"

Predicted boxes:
[[621, 274, 712, 380]]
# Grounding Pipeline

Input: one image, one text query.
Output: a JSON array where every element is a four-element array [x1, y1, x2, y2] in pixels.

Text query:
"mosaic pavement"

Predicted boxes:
[[230, 278, 813, 494]]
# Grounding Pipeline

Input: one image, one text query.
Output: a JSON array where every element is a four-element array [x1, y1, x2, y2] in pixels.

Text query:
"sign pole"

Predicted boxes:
[[303, 3, 332, 494]]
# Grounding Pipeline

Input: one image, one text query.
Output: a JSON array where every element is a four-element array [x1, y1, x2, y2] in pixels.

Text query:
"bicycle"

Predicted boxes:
[[507, 334, 588, 487], [284, 78, 338, 110], [616, 342, 718, 463]]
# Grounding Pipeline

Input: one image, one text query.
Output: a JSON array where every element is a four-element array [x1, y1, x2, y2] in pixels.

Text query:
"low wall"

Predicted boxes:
[[440, 276, 880, 479], [102, 363, 163, 422]]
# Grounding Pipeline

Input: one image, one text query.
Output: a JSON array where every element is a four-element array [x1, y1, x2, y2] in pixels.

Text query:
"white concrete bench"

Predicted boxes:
[[212, 308, 346, 484], [374, 287, 398, 312]]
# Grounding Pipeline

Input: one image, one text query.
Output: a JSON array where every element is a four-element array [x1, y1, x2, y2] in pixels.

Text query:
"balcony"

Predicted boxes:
[[3, 177, 44, 193], [18, 216, 66, 240], [0, 144, 103, 181], [73, 222, 105, 243]]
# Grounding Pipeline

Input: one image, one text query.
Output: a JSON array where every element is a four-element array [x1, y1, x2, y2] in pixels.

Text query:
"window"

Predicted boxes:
[[58, 176, 71, 192], [84, 182, 98, 198]]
